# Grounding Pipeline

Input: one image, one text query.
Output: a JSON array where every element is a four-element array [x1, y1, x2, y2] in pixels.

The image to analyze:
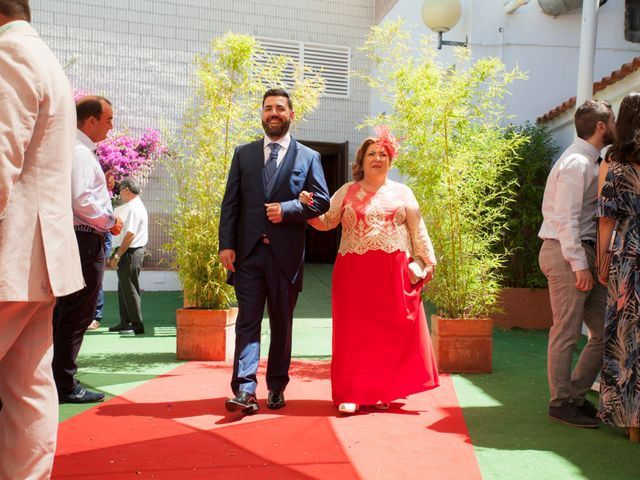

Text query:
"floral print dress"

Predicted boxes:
[[598, 161, 640, 428]]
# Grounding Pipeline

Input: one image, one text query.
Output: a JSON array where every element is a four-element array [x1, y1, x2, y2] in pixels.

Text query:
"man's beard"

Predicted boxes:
[[603, 126, 615, 147], [262, 117, 291, 138]]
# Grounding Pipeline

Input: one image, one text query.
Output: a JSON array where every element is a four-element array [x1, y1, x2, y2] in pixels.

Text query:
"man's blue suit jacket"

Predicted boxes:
[[218, 137, 330, 291]]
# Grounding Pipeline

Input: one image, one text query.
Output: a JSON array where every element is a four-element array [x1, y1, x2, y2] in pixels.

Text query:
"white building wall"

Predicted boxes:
[[30, 0, 376, 282], [544, 70, 640, 153], [380, 0, 640, 129]]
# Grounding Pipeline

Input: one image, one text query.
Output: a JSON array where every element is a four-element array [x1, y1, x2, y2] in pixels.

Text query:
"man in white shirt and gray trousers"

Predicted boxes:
[[53, 96, 122, 404], [109, 177, 148, 335], [539, 99, 616, 428]]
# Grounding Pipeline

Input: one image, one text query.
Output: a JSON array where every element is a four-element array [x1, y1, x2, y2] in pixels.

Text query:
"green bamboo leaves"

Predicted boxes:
[[164, 33, 324, 309], [358, 20, 527, 318]]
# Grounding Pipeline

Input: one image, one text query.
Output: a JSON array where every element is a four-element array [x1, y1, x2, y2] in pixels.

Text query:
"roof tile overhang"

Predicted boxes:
[[537, 56, 640, 124]]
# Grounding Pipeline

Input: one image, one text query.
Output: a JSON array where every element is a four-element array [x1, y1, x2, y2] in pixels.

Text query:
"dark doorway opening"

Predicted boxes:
[[300, 140, 349, 263]]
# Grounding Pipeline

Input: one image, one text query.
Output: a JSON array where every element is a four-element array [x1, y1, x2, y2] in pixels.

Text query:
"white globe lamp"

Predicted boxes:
[[421, 0, 467, 49]]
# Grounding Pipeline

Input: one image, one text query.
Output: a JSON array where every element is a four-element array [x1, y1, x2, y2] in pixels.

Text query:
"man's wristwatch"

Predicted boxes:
[[114, 253, 120, 260]]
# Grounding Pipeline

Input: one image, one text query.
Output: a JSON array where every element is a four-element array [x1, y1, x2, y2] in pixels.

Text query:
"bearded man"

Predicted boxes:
[[539, 99, 616, 428], [218, 88, 330, 414]]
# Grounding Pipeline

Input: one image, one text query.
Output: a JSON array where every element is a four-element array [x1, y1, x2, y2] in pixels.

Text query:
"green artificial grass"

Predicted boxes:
[[455, 329, 640, 480], [64, 264, 640, 479], [62, 291, 184, 421]]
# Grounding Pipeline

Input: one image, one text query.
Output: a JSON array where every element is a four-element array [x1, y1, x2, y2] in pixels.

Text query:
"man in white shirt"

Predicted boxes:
[[53, 96, 122, 404], [539, 99, 616, 428], [0, 2, 83, 477], [109, 178, 149, 335]]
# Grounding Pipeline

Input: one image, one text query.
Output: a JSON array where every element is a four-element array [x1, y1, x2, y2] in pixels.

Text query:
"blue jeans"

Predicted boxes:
[[93, 232, 112, 320]]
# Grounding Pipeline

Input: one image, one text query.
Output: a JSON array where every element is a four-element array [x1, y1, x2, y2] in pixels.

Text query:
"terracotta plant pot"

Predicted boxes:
[[491, 288, 552, 330], [431, 315, 493, 373], [176, 307, 237, 361]]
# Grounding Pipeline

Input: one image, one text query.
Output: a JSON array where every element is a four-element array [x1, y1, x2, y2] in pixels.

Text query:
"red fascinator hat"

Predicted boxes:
[[374, 125, 399, 160]]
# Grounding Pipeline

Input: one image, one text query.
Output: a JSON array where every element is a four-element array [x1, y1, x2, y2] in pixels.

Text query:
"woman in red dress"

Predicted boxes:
[[301, 127, 439, 413]]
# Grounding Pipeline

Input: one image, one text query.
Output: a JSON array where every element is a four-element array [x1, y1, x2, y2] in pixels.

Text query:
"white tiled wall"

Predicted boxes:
[[31, 0, 376, 269]]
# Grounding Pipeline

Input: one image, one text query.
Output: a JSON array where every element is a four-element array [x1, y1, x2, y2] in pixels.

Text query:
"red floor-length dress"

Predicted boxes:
[[309, 181, 439, 406]]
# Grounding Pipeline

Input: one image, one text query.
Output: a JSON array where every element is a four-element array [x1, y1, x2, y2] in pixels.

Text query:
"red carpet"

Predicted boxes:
[[53, 360, 481, 479]]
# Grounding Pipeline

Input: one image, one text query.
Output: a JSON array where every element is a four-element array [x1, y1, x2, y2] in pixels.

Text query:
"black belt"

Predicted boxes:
[[116, 246, 143, 254], [74, 225, 103, 236]]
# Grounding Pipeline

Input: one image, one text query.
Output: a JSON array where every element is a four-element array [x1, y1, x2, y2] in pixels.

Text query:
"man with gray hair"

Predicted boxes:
[[0, 1, 83, 477], [109, 178, 149, 335], [539, 99, 616, 428]]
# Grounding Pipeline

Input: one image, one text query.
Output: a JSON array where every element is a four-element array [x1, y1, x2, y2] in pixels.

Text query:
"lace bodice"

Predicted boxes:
[[309, 181, 436, 266]]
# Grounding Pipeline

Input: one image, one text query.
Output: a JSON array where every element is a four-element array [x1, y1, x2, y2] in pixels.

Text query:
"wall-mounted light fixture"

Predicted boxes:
[[421, 0, 468, 49]]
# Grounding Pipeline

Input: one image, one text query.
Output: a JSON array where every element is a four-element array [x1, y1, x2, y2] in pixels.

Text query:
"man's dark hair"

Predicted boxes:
[[76, 96, 111, 127], [262, 88, 293, 110], [0, 0, 30, 21], [120, 178, 141, 195], [574, 99, 613, 140]]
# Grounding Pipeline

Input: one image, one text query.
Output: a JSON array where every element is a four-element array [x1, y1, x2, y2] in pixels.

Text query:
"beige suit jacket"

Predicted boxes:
[[0, 23, 83, 301]]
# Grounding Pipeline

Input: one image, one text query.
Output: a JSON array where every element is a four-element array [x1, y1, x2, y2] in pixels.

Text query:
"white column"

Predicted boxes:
[[576, 0, 601, 108]]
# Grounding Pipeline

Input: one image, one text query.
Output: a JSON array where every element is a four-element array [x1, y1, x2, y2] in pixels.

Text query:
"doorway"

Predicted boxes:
[[300, 140, 349, 263]]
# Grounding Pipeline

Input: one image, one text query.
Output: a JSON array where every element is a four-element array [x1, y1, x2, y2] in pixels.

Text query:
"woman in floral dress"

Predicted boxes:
[[300, 127, 439, 413], [597, 92, 640, 442]]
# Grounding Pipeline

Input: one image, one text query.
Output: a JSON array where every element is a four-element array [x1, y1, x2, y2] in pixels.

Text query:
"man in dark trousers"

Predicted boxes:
[[52, 96, 122, 404], [219, 88, 330, 413]]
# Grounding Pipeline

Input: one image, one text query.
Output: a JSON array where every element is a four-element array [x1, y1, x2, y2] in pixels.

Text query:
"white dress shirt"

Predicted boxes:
[[112, 195, 148, 249], [72, 130, 115, 232], [538, 137, 601, 271], [263, 133, 291, 167]]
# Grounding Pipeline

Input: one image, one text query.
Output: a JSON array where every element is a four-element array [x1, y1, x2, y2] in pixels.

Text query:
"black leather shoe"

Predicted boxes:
[[108, 324, 128, 332], [576, 399, 598, 419], [549, 402, 597, 428], [225, 391, 259, 413], [267, 390, 285, 409], [120, 325, 145, 335], [59, 386, 105, 404]]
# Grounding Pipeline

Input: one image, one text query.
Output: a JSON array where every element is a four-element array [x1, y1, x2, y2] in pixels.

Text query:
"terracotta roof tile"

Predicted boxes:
[[537, 57, 640, 124]]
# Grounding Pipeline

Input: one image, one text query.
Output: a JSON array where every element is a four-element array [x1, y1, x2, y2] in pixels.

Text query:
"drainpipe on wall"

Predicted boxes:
[[576, 0, 600, 107]]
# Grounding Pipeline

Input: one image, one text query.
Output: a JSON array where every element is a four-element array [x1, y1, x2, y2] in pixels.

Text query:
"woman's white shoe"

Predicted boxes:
[[338, 403, 359, 413]]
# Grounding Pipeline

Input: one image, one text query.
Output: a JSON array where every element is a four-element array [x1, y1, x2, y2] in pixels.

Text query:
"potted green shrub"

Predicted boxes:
[[358, 20, 527, 372], [493, 122, 559, 330], [164, 33, 323, 360]]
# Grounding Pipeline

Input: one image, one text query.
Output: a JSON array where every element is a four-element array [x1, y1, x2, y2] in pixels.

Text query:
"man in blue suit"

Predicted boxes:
[[219, 88, 330, 413]]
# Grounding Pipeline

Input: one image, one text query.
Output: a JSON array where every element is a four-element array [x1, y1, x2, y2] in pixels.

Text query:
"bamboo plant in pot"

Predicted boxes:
[[358, 20, 527, 372], [493, 122, 559, 330], [164, 33, 324, 360]]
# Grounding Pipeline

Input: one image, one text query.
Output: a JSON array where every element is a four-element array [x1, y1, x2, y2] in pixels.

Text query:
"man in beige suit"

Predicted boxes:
[[0, 1, 83, 478]]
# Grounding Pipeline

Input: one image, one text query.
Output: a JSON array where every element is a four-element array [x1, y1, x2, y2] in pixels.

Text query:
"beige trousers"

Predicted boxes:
[[0, 299, 57, 480], [539, 239, 606, 407]]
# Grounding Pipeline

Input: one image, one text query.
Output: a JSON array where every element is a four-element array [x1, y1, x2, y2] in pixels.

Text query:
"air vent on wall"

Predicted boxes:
[[256, 37, 350, 99]]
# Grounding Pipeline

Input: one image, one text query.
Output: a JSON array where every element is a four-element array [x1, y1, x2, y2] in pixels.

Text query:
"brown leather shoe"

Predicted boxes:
[[549, 402, 597, 428], [576, 399, 598, 419]]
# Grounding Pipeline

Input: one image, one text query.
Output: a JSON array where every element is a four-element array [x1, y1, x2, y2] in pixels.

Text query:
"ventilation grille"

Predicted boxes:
[[256, 37, 350, 99]]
